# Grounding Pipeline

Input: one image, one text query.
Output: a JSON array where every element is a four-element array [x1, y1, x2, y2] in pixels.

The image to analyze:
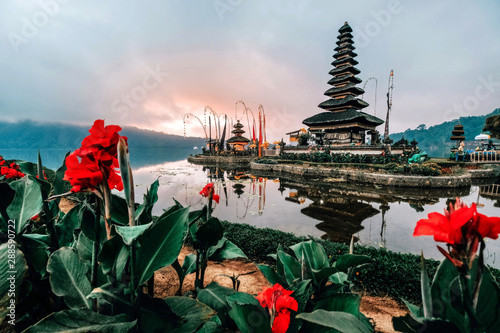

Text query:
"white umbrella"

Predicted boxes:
[[475, 134, 490, 140]]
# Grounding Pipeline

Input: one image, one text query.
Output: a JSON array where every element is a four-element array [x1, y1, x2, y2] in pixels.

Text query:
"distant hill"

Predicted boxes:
[[0, 120, 205, 150], [389, 108, 500, 157]]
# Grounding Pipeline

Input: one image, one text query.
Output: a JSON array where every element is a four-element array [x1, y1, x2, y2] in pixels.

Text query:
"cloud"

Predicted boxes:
[[0, 0, 499, 139]]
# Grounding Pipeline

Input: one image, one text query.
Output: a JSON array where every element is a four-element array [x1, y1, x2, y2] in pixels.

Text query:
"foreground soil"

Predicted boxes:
[[155, 246, 408, 333]]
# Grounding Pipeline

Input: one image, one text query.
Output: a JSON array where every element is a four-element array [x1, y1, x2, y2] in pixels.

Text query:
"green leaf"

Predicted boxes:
[[197, 320, 222, 333], [420, 252, 432, 318], [277, 249, 302, 286], [54, 205, 80, 247], [23, 309, 136, 332], [87, 282, 133, 316], [226, 292, 261, 307], [475, 266, 500, 332], [290, 240, 329, 271], [164, 296, 216, 333], [37, 150, 44, 180], [138, 294, 181, 332], [430, 259, 465, 327], [76, 231, 94, 262], [115, 223, 152, 246], [183, 253, 197, 276], [401, 299, 422, 318], [52, 151, 70, 197], [7, 176, 44, 235], [208, 238, 247, 261], [135, 207, 189, 286], [257, 264, 286, 287], [196, 217, 224, 252], [334, 254, 371, 272], [297, 310, 373, 333], [79, 204, 106, 243], [228, 304, 271, 333], [20, 234, 51, 277], [109, 194, 132, 226], [135, 179, 159, 225], [98, 235, 128, 280], [197, 282, 235, 328], [0, 242, 27, 325], [46, 247, 92, 309]]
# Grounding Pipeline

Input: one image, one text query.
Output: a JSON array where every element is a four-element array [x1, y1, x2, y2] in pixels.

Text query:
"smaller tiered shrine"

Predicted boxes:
[[226, 120, 250, 151]]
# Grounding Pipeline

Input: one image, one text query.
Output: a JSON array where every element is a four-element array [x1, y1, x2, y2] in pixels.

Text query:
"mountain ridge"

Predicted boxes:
[[0, 120, 205, 150]]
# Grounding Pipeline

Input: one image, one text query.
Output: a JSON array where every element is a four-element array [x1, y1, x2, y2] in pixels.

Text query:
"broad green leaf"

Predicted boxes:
[[430, 259, 465, 327], [87, 283, 133, 316], [76, 232, 93, 262], [109, 194, 132, 226], [475, 266, 500, 332], [227, 292, 261, 307], [52, 151, 70, 196], [228, 304, 271, 333], [197, 282, 235, 327], [135, 179, 159, 225], [7, 176, 44, 235], [290, 240, 329, 271], [54, 205, 80, 247], [195, 217, 224, 252], [47, 247, 91, 309], [23, 309, 136, 332], [16, 161, 38, 177], [135, 207, 189, 286], [401, 299, 422, 318], [297, 310, 373, 333], [79, 204, 106, 243], [334, 254, 371, 272], [314, 293, 361, 316], [98, 235, 128, 280], [20, 234, 51, 277], [0, 242, 27, 325], [209, 238, 247, 261], [257, 264, 286, 287], [183, 253, 197, 276], [164, 296, 216, 333], [115, 223, 152, 245], [138, 294, 180, 332], [277, 249, 302, 286]]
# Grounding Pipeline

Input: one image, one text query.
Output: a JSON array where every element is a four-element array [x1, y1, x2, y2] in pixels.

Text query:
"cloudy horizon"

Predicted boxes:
[[1, 1, 499, 141]]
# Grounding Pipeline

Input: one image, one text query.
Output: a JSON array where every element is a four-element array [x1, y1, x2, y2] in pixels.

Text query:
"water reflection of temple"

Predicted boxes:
[[277, 177, 471, 244]]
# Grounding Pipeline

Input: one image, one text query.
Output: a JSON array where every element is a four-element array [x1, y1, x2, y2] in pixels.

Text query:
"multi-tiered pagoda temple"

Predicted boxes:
[[303, 22, 384, 146], [226, 120, 250, 151]]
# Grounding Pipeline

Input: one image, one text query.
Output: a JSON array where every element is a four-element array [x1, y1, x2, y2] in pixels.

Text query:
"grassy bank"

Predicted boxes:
[[219, 221, 500, 305]]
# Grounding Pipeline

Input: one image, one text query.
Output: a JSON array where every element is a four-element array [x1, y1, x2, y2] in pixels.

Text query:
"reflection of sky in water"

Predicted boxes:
[[132, 160, 500, 268]]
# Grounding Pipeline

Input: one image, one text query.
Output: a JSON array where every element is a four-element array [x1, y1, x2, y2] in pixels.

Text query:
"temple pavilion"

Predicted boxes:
[[226, 120, 250, 151], [303, 22, 384, 146]]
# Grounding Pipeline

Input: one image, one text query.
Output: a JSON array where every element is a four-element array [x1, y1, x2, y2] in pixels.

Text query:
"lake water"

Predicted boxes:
[[3, 148, 500, 268]]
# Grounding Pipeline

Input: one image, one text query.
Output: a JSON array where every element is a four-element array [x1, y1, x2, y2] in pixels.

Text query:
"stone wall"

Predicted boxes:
[[250, 162, 488, 188]]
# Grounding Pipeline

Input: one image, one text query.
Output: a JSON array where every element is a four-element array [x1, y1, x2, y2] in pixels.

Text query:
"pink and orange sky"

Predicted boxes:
[[1, 1, 499, 141]]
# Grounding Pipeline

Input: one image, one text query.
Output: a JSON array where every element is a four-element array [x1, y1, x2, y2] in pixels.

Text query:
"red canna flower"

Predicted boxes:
[[0, 159, 25, 179], [63, 152, 104, 193], [64, 120, 125, 193], [414, 198, 500, 268], [199, 183, 219, 204], [257, 283, 298, 333]]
